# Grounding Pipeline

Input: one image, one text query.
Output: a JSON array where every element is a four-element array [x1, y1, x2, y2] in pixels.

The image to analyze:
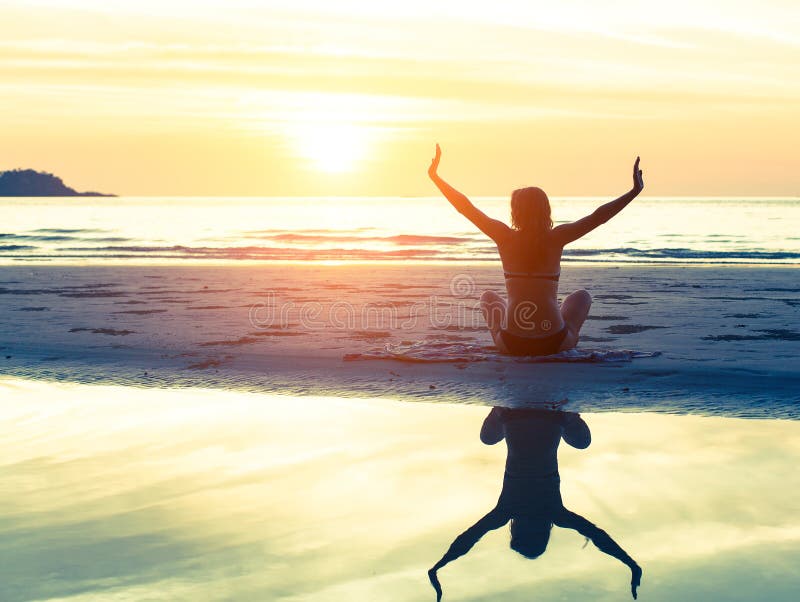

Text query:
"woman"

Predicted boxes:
[[428, 407, 642, 601], [428, 145, 644, 356]]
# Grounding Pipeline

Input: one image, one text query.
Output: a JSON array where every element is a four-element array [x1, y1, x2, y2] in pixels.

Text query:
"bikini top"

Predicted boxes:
[[503, 269, 561, 282]]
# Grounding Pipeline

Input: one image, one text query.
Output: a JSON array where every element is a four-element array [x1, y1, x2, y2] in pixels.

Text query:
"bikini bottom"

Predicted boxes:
[[499, 326, 568, 357]]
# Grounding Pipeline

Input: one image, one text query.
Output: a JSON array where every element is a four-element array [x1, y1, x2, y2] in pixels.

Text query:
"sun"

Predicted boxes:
[[289, 122, 370, 173]]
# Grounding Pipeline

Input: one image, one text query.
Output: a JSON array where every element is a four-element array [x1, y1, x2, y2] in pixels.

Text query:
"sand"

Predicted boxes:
[[1, 263, 799, 417]]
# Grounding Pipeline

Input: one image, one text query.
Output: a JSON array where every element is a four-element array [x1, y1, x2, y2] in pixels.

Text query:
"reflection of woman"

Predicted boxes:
[[428, 145, 644, 356], [428, 407, 642, 600]]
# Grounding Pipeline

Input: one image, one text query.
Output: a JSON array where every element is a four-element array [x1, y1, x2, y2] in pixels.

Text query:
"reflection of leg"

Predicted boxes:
[[559, 289, 592, 350], [480, 290, 508, 352]]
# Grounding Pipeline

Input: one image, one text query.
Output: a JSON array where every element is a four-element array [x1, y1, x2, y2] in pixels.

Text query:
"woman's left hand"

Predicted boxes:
[[428, 143, 441, 179]]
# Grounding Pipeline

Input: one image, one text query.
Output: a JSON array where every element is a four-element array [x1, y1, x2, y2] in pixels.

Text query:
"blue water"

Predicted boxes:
[[1, 196, 799, 264]]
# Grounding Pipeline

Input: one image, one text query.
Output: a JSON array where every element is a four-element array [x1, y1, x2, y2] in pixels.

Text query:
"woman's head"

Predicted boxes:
[[510, 187, 553, 234], [509, 517, 552, 559]]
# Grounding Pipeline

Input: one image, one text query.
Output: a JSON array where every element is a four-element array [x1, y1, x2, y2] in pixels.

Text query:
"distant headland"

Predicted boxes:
[[0, 169, 115, 197]]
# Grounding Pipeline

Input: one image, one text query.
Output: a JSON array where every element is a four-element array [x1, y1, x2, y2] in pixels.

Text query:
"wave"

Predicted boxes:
[[52, 244, 800, 262], [563, 247, 800, 260], [0, 245, 37, 251], [1, 235, 799, 263], [245, 228, 377, 235], [33, 228, 108, 234], [1, 233, 77, 242], [344, 341, 661, 363], [1, 232, 130, 243], [52, 245, 447, 260], [247, 233, 473, 245]]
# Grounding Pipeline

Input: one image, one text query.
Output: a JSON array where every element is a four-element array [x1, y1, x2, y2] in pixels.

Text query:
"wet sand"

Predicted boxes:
[[1, 264, 799, 416]]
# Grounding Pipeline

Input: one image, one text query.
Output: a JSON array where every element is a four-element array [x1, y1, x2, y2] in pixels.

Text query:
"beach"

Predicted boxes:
[[1, 263, 798, 416]]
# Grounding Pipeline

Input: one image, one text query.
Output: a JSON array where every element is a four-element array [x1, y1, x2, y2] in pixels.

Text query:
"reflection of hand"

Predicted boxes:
[[630, 563, 642, 599], [428, 568, 443, 602]]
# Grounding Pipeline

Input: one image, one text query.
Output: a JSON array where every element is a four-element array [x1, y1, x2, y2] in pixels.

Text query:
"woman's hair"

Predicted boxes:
[[510, 187, 553, 235], [509, 517, 552, 559]]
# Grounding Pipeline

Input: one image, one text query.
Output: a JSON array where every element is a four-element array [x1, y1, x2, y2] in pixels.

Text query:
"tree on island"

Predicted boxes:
[[0, 168, 115, 197]]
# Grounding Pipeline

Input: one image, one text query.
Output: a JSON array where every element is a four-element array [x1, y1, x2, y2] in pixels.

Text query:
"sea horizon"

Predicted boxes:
[[4, 196, 800, 265]]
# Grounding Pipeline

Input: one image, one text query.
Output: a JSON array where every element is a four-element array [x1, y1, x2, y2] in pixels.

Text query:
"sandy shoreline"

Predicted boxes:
[[1, 264, 799, 417]]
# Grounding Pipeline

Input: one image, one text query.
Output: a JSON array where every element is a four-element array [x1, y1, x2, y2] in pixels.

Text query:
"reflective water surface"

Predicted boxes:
[[2, 197, 800, 264], [1, 377, 799, 601]]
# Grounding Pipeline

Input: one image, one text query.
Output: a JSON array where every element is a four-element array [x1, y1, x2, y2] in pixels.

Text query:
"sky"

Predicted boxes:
[[1, 0, 799, 196]]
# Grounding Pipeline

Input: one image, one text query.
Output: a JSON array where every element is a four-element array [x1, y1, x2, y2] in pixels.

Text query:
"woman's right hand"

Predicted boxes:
[[632, 156, 644, 195], [428, 143, 441, 179]]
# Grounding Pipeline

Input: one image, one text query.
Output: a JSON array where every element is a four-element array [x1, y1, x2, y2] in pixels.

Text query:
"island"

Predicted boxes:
[[0, 168, 115, 197]]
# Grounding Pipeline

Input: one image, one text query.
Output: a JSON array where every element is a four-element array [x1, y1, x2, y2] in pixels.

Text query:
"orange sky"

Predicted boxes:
[[1, 1, 799, 196]]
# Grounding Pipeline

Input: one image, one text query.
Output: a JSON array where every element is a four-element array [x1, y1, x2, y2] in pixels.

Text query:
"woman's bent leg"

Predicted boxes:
[[480, 290, 509, 353], [559, 289, 592, 350]]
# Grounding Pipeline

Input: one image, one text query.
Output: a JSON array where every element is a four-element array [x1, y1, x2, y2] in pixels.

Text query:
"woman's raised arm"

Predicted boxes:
[[428, 144, 511, 244], [552, 157, 644, 247]]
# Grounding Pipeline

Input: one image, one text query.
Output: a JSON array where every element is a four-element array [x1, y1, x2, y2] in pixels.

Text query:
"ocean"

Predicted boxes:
[[2, 196, 799, 264]]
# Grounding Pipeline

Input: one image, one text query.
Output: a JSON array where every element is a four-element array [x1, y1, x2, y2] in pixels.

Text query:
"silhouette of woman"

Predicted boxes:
[[428, 407, 642, 601], [428, 145, 644, 356]]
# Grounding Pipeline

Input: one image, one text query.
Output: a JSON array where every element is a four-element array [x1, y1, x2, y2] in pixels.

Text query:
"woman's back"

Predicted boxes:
[[497, 231, 564, 335]]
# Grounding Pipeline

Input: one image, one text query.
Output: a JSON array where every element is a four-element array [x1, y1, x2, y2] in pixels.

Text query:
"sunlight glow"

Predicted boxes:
[[2, 0, 800, 194], [289, 122, 370, 173]]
